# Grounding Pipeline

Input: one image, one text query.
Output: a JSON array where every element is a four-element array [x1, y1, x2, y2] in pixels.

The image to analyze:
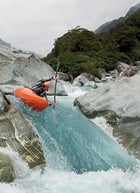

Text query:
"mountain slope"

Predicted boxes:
[[95, 3, 140, 34], [0, 38, 11, 48], [43, 8, 140, 78]]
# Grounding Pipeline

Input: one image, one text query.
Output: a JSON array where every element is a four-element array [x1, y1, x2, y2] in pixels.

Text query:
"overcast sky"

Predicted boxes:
[[0, 0, 140, 56]]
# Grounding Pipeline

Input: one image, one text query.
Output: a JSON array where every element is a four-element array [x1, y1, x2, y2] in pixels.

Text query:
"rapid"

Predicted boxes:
[[2, 82, 140, 193]]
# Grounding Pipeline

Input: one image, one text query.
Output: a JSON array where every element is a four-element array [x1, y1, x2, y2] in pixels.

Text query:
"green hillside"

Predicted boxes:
[[42, 9, 140, 78]]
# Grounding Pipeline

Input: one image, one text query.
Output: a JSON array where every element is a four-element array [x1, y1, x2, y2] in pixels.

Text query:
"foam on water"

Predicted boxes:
[[0, 165, 140, 193], [92, 117, 115, 140], [4, 82, 140, 193]]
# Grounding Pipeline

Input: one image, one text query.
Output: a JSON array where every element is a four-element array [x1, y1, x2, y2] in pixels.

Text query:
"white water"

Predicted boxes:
[[0, 159, 140, 193], [92, 117, 115, 140], [3, 82, 140, 193]]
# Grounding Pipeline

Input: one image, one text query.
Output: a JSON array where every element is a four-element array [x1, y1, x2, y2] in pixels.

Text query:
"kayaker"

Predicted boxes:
[[31, 76, 58, 107]]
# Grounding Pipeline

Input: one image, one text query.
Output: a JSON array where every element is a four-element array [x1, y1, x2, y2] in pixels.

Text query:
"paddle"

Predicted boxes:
[[53, 58, 59, 107]]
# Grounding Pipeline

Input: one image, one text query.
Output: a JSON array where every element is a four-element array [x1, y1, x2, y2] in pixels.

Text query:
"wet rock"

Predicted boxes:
[[0, 91, 46, 182], [75, 72, 140, 160], [0, 152, 15, 183], [0, 106, 46, 168], [113, 120, 140, 160], [0, 90, 11, 112]]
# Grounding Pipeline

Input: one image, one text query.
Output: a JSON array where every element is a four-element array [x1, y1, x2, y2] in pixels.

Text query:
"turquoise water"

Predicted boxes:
[[21, 96, 135, 173], [2, 87, 140, 193]]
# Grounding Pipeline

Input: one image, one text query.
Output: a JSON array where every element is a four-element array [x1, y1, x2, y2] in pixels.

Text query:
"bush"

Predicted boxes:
[[42, 13, 140, 78]]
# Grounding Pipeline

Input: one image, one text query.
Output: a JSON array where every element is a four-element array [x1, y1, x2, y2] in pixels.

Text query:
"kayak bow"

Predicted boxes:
[[14, 88, 48, 111]]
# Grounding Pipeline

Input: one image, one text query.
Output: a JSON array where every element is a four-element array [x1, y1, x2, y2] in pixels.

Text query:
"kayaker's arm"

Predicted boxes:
[[41, 92, 56, 107], [41, 76, 58, 83], [40, 91, 48, 99], [31, 76, 58, 108], [41, 77, 53, 83]]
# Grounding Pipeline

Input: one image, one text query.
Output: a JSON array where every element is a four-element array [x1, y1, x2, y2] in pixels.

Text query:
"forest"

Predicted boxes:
[[42, 9, 140, 78]]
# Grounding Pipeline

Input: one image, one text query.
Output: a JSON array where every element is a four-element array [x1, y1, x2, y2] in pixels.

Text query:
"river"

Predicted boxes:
[[2, 83, 140, 193]]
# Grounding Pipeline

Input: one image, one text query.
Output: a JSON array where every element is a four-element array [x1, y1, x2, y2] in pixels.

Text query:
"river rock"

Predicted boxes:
[[73, 74, 89, 86], [73, 73, 96, 87], [113, 120, 140, 160], [0, 44, 67, 96], [75, 72, 140, 159], [0, 91, 46, 182], [117, 62, 138, 77], [0, 152, 15, 183], [58, 72, 73, 82]]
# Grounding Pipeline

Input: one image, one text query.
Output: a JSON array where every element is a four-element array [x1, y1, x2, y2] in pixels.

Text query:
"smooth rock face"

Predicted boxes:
[[0, 44, 68, 183], [75, 72, 140, 159], [75, 72, 140, 119], [113, 121, 140, 159], [0, 44, 67, 96], [0, 91, 46, 182], [0, 106, 46, 168]]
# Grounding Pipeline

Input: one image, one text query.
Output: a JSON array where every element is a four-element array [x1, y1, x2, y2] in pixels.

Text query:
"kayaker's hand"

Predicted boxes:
[[51, 102, 56, 107], [53, 76, 59, 81]]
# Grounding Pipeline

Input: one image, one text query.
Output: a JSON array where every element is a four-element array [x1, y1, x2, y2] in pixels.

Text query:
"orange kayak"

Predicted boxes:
[[14, 88, 48, 111]]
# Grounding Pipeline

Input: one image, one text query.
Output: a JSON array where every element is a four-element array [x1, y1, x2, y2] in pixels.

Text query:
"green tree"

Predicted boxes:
[[42, 10, 140, 78]]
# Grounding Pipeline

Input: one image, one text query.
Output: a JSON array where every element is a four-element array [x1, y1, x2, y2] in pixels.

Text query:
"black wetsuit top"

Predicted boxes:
[[31, 77, 53, 98]]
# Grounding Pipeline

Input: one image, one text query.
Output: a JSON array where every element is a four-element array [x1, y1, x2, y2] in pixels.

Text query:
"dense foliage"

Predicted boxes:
[[42, 9, 140, 78]]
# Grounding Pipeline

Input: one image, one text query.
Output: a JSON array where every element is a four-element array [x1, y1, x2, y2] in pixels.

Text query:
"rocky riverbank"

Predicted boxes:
[[0, 43, 67, 183], [0, 41, 140, 182], [0, 44, 67, 96], [0, 90, 46, 182], [74, 70, 140, 160]]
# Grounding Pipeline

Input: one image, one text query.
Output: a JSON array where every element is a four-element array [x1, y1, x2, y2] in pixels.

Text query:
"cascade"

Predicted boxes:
[[4, 82, 140, 193]]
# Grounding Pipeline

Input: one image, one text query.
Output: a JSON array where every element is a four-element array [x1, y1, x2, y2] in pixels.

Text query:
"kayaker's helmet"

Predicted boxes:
[[42, 82, 50, 90]]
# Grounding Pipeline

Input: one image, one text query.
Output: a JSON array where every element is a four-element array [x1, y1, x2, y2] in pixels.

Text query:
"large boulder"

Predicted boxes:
[[0, 45, 67, 96], [75, 72, 140, 159], [117, 62, 138, 77], [73, 73, 96, 87], [58, 72, 73, 82], [0, 90, 46, 182]]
